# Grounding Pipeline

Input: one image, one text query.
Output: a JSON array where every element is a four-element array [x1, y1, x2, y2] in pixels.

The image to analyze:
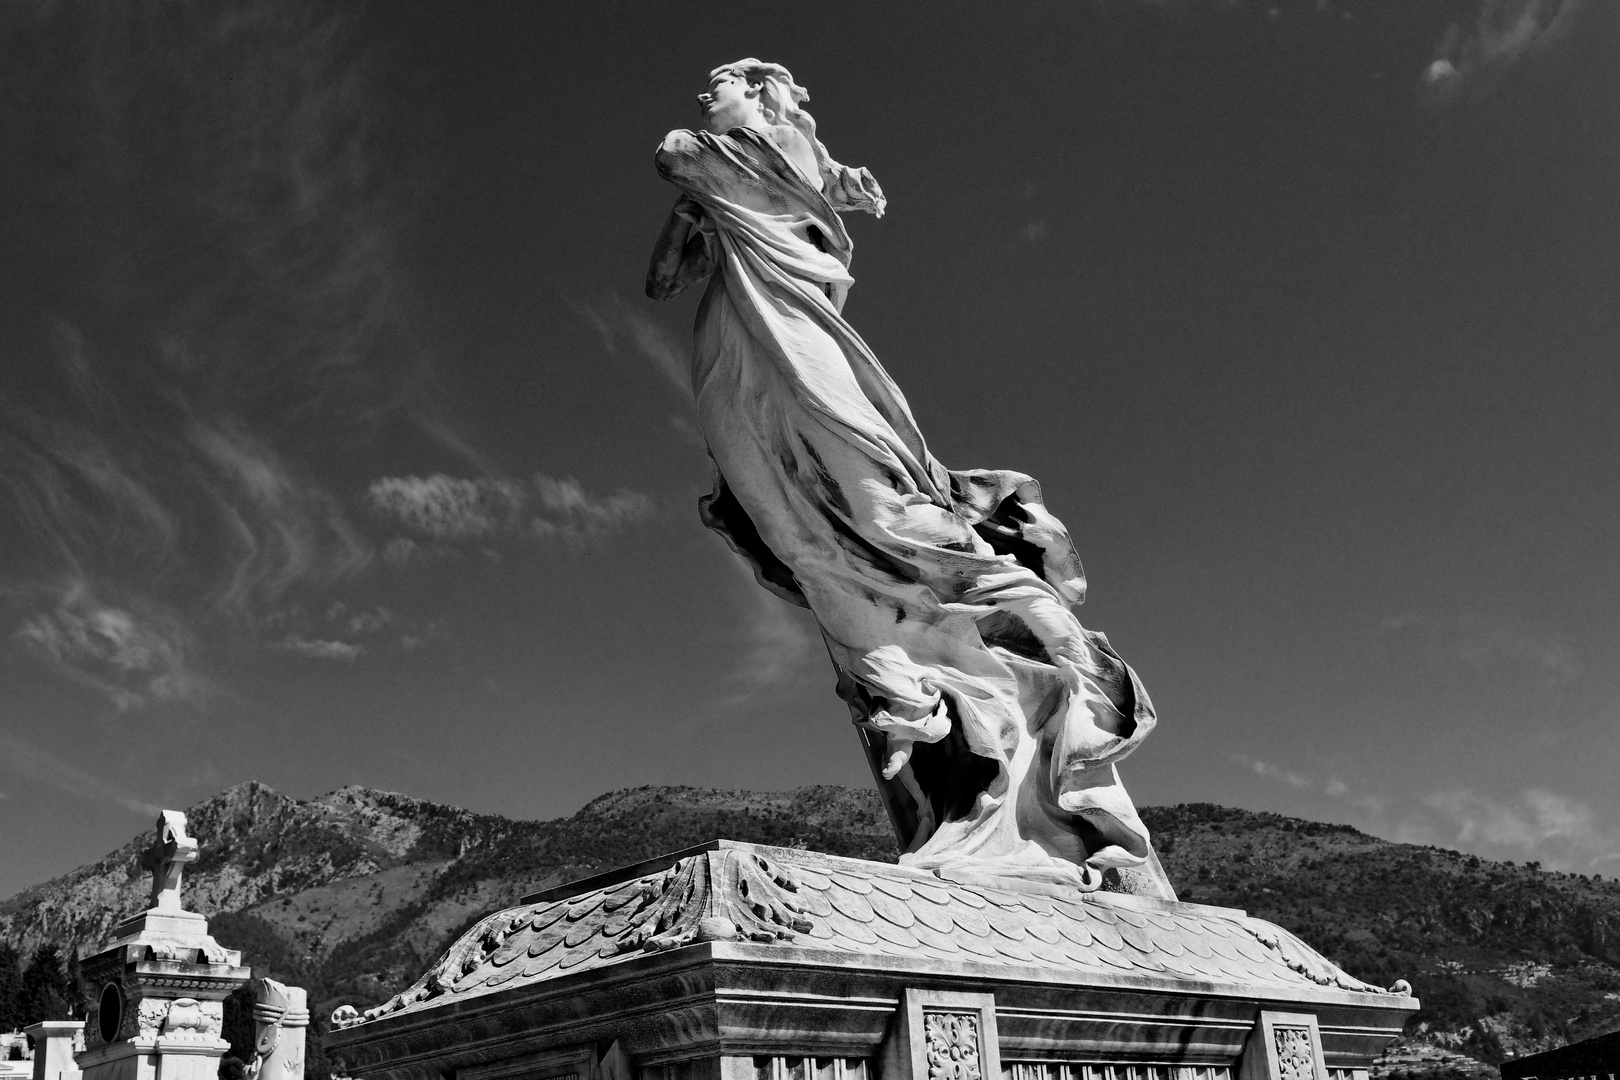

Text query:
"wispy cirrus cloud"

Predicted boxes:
[[269, 635, 362, 662], [715, 558, 824, 710], [1425, 786, 1609, 860], [1231, 754, 1619, 872], [0, 2, 429, 705], [367, 472, 656, 553], [191, 420, 373, 619], [570, 294, 690, 398], [1377, 612, 1580, 686], [1423, 0, 1586, 104], [366, 476, 527, 541], [530, 475, 659, 541], [262, 602, 443, 661], [0, 732, 161, 817], [13, 579, 206, 711]]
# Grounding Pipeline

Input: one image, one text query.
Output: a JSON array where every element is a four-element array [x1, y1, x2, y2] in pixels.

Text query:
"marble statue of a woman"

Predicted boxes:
[[648, 60, 1170, 895]]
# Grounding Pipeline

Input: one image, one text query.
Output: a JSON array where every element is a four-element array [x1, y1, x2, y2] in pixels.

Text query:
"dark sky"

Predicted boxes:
[[3, 0, 1616, 898]]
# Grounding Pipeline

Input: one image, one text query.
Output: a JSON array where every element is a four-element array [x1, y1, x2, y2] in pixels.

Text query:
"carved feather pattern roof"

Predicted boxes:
[[330, 842, 1398, 1030]]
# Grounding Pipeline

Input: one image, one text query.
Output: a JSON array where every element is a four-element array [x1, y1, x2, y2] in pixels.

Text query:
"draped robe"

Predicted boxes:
[[656, 127, 1161, 884]]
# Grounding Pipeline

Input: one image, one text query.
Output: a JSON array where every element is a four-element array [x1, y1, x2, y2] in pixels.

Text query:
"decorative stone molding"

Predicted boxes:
[[882, 990, 1000, 1080], [160, 999, 222, 1042], [457, 1043, 596, 1080], [923, 1013, 982, 1080], [1273, 1029, 1315, 1080], [336, 847, 813, 1028], [1234, 922, 1390, 994], [328, 842, 1406, 1035], [1237, 1012, 1327, 1080], [135, 999, 171, 1042]]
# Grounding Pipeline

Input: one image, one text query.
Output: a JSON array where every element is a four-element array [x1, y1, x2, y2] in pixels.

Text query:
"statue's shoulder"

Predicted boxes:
[[656, 129, 775, 191], [657, 128, 705, 156], [655, 128, 735, 179]]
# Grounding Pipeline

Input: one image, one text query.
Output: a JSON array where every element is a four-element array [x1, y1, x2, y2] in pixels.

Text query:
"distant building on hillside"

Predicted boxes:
[[1501, 1029, 1620, 1080]]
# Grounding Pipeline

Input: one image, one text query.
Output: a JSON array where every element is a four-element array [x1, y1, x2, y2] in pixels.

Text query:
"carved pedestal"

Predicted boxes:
[[75, 907, 251, 1080], [25, 1022, 83, 1080], [325, 842, 1416, 1080]]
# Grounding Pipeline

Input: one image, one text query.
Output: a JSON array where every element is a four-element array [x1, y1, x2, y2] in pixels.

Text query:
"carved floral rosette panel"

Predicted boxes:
[[86, 994, 224, 1046], [923, 1013, 982, 1080], [1272, 1030, 1316, 1080]]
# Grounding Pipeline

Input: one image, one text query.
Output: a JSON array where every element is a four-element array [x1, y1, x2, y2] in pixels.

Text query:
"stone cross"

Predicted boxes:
[[138, 810, 199, 912]]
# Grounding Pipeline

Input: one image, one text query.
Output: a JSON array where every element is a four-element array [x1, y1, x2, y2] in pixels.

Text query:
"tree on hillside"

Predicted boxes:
[[18, 944, 74, 1025], [221, 982, 255, 1061], [0, 945, 21, 1032], [65, 949, 84, 1018]]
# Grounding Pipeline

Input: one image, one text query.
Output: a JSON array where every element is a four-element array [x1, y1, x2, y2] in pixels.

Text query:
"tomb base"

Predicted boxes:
[[325, 842, 1417, 1080], [75, 904, 250, 1080]]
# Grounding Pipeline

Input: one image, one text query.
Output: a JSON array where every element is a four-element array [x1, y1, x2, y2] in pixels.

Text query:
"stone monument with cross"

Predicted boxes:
[[73, 811, 250, 1080], [324, 57, 1420, 1080]]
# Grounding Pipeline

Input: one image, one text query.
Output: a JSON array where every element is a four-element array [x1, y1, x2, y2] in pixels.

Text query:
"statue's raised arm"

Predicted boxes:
[[646, 194, 715, 301], [651, 59, 1169, 897]]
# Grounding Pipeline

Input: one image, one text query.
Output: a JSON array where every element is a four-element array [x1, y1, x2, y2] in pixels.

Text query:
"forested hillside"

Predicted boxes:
[[5, 784, 1617, 1080]]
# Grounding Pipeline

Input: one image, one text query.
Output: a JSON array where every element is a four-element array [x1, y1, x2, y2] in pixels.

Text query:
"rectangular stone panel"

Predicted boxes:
[[460, 1044, 596, 1080]]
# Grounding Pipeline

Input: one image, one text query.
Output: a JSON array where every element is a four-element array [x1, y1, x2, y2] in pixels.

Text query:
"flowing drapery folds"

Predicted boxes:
[[655, 127, 1164, 891]]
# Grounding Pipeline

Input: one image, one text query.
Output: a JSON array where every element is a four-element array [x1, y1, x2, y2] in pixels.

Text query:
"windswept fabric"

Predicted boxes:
[[657, 127, 1158, 880]]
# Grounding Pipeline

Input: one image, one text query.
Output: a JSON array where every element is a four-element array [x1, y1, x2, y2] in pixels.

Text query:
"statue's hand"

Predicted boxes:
[[672, 194, 706, 228], [880, 734, 914, 780]]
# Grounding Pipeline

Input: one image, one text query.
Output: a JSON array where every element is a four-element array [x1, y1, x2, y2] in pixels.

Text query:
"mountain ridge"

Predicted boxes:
[[5, 781, 1619, 1078]]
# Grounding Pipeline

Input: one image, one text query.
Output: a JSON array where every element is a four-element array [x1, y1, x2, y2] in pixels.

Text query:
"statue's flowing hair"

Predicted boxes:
[[711, 58, 886, 217]]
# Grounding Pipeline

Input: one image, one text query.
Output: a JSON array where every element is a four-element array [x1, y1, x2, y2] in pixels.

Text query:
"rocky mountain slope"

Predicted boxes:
[[5, 783, 1618, 1078], [1142, 804, 1620, 1071]]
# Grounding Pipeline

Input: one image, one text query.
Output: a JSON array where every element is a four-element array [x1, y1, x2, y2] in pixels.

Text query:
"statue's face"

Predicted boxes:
[[698, 71, 762, 135]]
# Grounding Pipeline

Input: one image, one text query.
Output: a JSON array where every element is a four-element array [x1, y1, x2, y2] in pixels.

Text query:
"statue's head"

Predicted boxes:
[[697, 58, 886, 217], [698, 59, 807, 137]]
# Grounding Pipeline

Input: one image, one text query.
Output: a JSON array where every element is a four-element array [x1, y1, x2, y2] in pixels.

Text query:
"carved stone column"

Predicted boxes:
[[250, 980, 308, 1080]]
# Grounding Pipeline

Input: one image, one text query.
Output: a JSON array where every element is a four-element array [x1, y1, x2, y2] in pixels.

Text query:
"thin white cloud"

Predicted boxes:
[[1235, 755, 1315, 791], [1378, 612, 1580, 686], [530, 475, 657, 542], [570, 294, 691, 398], [14, 579, 206, 710], [1425, 786, 1610, 860], [0, 732, 161, 816], [269, 635, 361, 662], [1230, 753, 1619, 873], [368, 472, 656, 550], [715, 557, 824, 710], [0, 3, 428, 700], [366, 475, 526, 540], [192, 420, 373, 619], [1423, 0, 1585, 104], [262, 601, 443, 660]]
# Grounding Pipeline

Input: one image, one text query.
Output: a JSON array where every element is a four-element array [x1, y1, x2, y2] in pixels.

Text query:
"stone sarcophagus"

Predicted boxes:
[[323, 841, 1416, 1080]]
